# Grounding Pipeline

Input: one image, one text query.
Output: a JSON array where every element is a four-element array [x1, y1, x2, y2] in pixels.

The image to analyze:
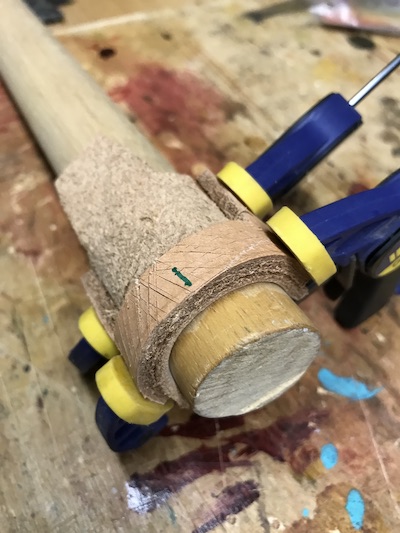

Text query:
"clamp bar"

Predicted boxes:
[[349, 54, 400, 107]]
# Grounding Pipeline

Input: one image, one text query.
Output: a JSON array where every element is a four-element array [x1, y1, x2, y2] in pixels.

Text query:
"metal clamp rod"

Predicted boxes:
[[349, 54, 400, 107]]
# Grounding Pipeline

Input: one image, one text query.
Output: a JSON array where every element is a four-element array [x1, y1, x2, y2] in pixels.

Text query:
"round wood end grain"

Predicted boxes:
[[170, 282, 320, 417]]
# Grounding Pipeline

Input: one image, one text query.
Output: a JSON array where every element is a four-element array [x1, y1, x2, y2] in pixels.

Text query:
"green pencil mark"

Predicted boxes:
[[172, 267, 192, 287]]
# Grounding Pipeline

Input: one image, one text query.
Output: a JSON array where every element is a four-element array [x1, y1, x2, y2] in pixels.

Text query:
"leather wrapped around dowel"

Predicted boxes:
[[56, 136, 225, 307], [56, 136, 312, 408], [114, 218, 309, 407]]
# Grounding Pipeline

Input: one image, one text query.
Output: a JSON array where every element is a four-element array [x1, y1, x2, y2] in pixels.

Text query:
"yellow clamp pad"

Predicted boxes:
[[267, 206, 337, 286], [79, 307, 119, 359], [95, 356, 174, 425], [217, 162, 273, 219]]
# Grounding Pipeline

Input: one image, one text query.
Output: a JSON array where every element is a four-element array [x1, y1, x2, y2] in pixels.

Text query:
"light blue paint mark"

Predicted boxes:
[[302, 508, 310, 518], [318, 368, 382, 400], [320, 443, 338, 470], [167, 504, 177, 525], [42, 315, 49, 324], [346, 489, 365, 530]]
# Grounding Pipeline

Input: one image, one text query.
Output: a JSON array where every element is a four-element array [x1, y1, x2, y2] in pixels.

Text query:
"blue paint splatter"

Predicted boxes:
[[167, 504, 177, 525], [302, 508, 310, 518], [42, 315, 49, 324], [318, 368, 382, 400], [346, 489, 365, 530], [320, 443, 338, 469]]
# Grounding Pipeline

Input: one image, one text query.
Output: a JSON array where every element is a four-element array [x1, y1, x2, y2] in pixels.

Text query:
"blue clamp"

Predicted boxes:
[[69, 338, 108, 375], [95, 397, 168, 452], [246, 54, 400, 207], [246, 93, 361, 200], [301, 170, 400, 327]]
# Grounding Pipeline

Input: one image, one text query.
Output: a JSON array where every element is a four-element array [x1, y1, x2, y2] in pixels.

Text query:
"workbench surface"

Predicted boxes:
[[1, 1, 399, 532]]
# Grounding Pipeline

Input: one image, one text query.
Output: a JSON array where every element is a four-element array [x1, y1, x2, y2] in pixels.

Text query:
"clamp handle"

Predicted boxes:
[[250, 55, 400, 202], [218, 94, 361, 219], [331, 268, 400, 328], [218, 56, 400, 219], [308, 170, 400, 327], [300, 170, 400, 269], [246, 94, 362, 201]]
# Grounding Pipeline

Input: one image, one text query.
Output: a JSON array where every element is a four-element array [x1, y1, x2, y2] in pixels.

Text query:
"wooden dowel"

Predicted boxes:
[[171, 283, 320, 416], [0, 0, 171, 174]]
